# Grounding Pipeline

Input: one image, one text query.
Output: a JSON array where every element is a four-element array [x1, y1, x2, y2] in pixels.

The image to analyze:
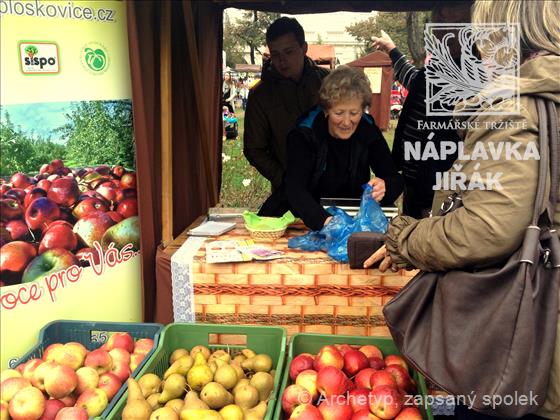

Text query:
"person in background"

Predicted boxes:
[[238, 79, 249, 111], [243, 17, 329, 215], [372, 2, 472, 219], [366, 1, 559, 418], [284, 66, 403, 230], [222, 72, 236, 113]]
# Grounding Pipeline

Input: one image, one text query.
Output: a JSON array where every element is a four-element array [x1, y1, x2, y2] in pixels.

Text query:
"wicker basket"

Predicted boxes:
[[246, 225, 286, 240]]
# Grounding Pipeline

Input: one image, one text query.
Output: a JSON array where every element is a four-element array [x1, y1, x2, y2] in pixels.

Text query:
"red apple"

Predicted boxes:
[[116, 198, 137, 219], [0, 241, 36, 283], [354, 368, 377, 390], [5, 188, 27, 204], [359, 345, 383, 360], [369, 385, 404, 420], [25, 197, 61, 231], [120, 173, 136, 189], [395, 407, 422, 420], [95, 184, 118, 203], [352, 409, 382, 420], [42, 343, 63, 362], [50, 160, 63, 170], [36, 179, 52, 191], [73, 212, 115, 248], [8, 386, 45, 420], [72, 198, 108, 219], [0, 377, 32, 402], [98, 372, 121, 400], [40, 164, 55, 175], [0, 399, 7, 420], [115, 188, 137, 204], [38, 398, 65, 420], [316, 366, 348, 398], [112, 166, 125, 178], [0, 369, 22, 382], [290, 404, 323, 419], [370, 370, 398, 390], [105, 332, 134, 353], [75, 388, 108, 417], [75, 367, 100, 395], [290, 354, 315, 381], [105, 211, 123, 224], [47, 178, 80, 207], [384, 355, 408, 371], [39, 224, 78, 254], [31, 361, 57, 392], [343, 350, 369, 377], [5, 219, 31, 241], [369, 357, 386, 370], [0, 184, 11, 194], [295, 369, 318, 401], [314, 345, 344, 371], [318, 396, 354, 420], [133, 338, 154, 355], [282, 384, 312, 416], [10, 173, 31, 189], [20, 359, 44, 381], [0, 198, 24, 222], [129, 352, 146, 373], [84, 349, 113, 375], [44, 365, 78, 399], [108, 348, 131, 382], [54, 342, 88, 370], [23, 188, 48, 209], [75, 247, 101, 267], [54, 406, 88, 420], [384, 365, 413, 392], [348, 388, 371, 412], [335, 344, 355, 357], [22, 249, 78, 284], [57, 395, 76, 408]]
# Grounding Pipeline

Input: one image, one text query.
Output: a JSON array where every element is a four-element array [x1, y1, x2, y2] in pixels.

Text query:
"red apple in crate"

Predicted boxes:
[[369, 357, 386, 370], [0, 198, 23, 222], [0, 377, 31, 402], [39, 398, 65, 420], [22, 249, 78, 284], [57, 394, 76, 408], [8, 386, 45, 420], [43, 344, 63, 362], [359, 345, 383, 360], [355, 368, 377, 390], [369, 385, 404, 420], [370, 370, 398, 390], [133, 338, 154, 355], [75, 367, 100, 395], [108, 348, 131, 382], [352, 409, 382, 420], [384, 355, 408, 371], [44, 365, 78, 399], [316, 366, 348, 398], [73, 212, 115, 248], [39, 164, 54, 175], [6, 219, 31, 241], [348, 388, 371, 412], [5, 188, 27, 204], [47, 178, 80, 207], [395, 407, 422, 420], [36, 179, 51, 192], [0, 241, 36, 277], [0, 184, 11, 194], [84, 349, 113, 375], [10, 173, 31, 189], [335, 344, 355, 357], [54, 342, 87, 370], [98, 372, 121, 400], [343, 350, 369, 377], [129, 352, 146, 372], [101, 216, 140, 251], [120, 173, 136, 189], [295, 369, 318, 401], [54, 406, 88, 420], [314, 345, 344, 371], [115, 188, 137, 204], [75, 388, 108, 417], [25, 197, 60, 231], [281, 384, 312, 416], [116, 198, 138, 219], [20, 358, 44, 380], [289, 354, 315, 381], [385, 365, 414, 393], [72, 198, 108, 219], [24, 188, 48, 209], [50, 160, 64, 171], [318, 396, 354, 420], [95, 184, 118, 203], [39, 224, 78, 254], [105, 211, 123, 224], [31, 361, 57, 392], [75, 247, 100, 267], [112, 165, 125, 178], [105, 332, 134, 353], [289, 404, 323, 420]]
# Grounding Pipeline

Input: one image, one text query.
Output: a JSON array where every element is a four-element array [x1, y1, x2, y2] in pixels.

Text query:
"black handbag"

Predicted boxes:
[[383, 99, 560, 417], [347, 232, 386, 269]]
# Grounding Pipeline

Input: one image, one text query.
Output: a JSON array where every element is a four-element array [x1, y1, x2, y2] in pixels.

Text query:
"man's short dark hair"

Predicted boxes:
[[266, 17, 305, 46]]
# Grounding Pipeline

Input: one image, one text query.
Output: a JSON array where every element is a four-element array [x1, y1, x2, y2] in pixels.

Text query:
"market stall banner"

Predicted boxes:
[[0, 0, 142, 369]]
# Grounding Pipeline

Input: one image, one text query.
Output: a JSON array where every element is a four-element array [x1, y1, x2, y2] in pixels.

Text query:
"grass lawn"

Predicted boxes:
[[218, 109, 397, 210]]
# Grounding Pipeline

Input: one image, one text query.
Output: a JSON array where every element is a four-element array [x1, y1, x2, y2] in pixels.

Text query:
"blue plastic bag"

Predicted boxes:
[[288, 184, 388, 262]]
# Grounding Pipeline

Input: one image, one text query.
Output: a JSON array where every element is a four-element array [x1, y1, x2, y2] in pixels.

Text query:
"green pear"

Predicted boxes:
[[138, 373, 162, 398], [219, 404, 244, 420], [150, 406, 179, 420], [230, 363, 245, 381], [101, 216, 140, 251], [179, 409, 223, 420], [183, 391, 209, 409], [241, 349, 256, 359], [190, 345, 211, 360], [165, 398, 185, 415], [187, 363, 214, 392], [164, 355, 194, 379], [213, 364, 238, 390], [233, 383, 259, 410], [244, 401, 268, 420], [250, 372, 274, 401], [208, 350, 230, 364], [232, 354, 246, 365], [147, 393, 163, 410], [169, 348, 189, 365], [241, 354, 272, 372], [232, 378, 250, 396], [200, 382, 231, 410], [159, 373, 187, 403]]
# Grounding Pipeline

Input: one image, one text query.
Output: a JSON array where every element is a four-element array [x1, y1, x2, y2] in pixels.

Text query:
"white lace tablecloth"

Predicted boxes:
[[170, 236, 207, 322]]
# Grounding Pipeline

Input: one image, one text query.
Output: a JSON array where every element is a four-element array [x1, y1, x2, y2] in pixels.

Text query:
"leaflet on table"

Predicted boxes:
[[205, 240, 284, 263]]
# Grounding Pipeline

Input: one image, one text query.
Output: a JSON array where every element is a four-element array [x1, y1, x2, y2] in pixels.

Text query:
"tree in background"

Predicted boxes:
[[346, 12, 429, 67], [56, 101, 134, 169], [223, 13, 246, 68], [0, 109, 66, 176], [225, 11, 280, 65]]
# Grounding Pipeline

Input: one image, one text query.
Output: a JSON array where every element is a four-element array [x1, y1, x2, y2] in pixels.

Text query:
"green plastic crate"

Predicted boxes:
[[13, 319, 163, 420], [106, 322, 287, 420], [273, 333, 434, 420]]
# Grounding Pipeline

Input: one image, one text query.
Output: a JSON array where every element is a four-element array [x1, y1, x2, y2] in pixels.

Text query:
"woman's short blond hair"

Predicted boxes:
[[472, 0, 560, 59], [319, 66, 372, 110]]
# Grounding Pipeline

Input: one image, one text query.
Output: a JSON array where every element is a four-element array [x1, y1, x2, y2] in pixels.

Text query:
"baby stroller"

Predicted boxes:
[[223, 107, 239, 140], [390, 89, 403, 120]]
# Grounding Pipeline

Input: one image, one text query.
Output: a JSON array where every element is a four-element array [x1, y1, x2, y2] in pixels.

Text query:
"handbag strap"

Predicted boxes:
[[545, 100, 559, 225], [531, 98, 550, 227]]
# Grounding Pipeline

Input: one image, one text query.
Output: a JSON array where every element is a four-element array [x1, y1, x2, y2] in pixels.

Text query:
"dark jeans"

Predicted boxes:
[[454, 405, 547, 420]]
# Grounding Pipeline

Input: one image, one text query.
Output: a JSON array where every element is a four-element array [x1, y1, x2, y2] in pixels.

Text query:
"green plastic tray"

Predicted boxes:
[[13, 319, 163, 420], [273, 333, 434, 420], [105, 322, 287, 420]]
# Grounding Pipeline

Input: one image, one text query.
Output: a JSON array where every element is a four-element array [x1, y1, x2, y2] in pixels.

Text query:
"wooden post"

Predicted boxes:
[[161, 1, 173, 247]]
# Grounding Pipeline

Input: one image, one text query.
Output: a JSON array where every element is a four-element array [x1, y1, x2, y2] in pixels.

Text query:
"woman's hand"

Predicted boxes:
[[323, 216, 333, 227], [368, 177, 386, 202], [363, 245, 398, 272], [371, 31, 396, 54]]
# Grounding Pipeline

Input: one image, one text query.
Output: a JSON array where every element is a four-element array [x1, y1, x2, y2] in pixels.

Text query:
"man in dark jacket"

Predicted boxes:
[[244, 17, 329, 203]]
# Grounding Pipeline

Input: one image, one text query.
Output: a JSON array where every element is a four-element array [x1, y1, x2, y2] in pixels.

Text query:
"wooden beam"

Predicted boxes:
[[161, 1, 173, 247]]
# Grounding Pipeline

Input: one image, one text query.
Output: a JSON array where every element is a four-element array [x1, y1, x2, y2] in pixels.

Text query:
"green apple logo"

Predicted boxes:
[[84, 47, 107, 72]]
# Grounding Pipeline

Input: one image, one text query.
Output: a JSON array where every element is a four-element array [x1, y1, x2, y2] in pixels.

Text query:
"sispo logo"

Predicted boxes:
[[19, 42, 60, 74]]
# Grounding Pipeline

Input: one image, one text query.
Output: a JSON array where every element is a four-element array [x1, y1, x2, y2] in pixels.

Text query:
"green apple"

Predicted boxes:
[[101, 216, 140, 251], [22, 248, 78, 283]]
